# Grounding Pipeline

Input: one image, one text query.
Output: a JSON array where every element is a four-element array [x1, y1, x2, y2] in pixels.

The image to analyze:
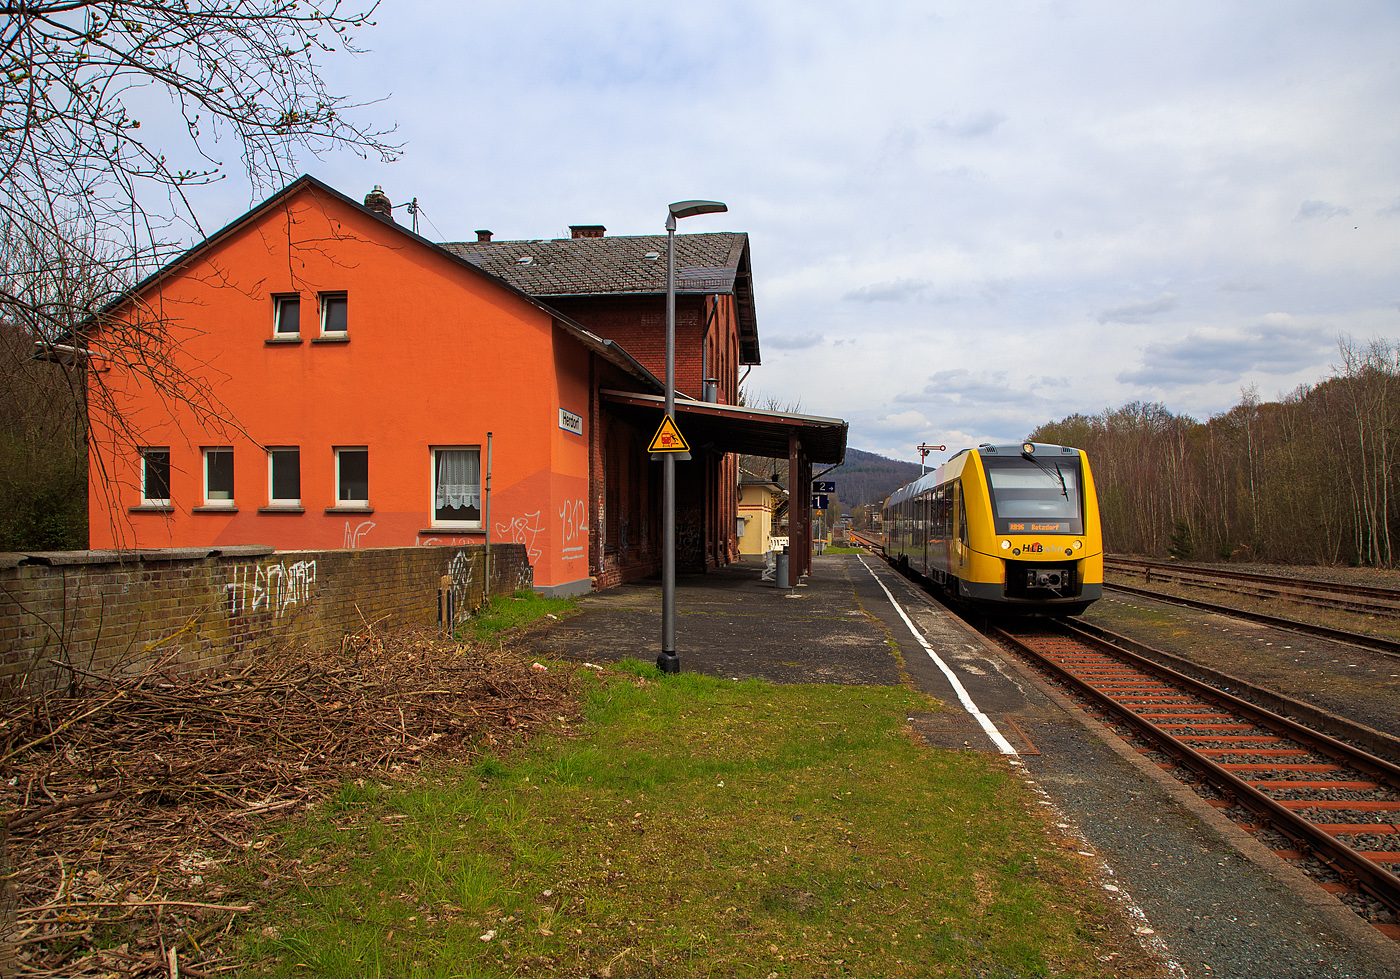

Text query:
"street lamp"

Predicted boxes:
[[659, 198, 727, 674]]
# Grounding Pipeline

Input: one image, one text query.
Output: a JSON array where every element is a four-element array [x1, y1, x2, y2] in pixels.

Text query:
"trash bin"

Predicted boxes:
[[775, 548, 790, 591]]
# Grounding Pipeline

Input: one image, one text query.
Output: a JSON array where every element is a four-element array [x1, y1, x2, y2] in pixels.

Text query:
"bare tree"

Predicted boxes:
[[6, 0, 398, 331], [1, 0, 398, 543]]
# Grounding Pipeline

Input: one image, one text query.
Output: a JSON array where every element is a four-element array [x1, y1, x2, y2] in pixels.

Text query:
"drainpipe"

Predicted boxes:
[[485, 432, 493, 600]]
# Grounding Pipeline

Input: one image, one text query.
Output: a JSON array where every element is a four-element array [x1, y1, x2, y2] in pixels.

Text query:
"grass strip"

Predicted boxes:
[[243, 663, 1163, 977], [458, 590, 579, 645]]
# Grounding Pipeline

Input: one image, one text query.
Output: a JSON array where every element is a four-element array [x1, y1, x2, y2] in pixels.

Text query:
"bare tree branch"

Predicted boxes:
[[0, 0, 398, 547]]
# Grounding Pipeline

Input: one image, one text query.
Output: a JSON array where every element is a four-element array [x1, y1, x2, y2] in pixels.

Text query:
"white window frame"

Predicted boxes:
[[319, 292, 348, 337], [273, 294, 301, 337], [141, 447, 171, 506], [267, 447, 301, 507], [334, 446, 369, 506], [430, 446, 482, 530], [202, 447, 235, 507]]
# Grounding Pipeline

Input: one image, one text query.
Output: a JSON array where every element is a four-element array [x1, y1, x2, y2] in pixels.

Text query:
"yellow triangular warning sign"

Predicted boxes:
[[648, 414, 690, 453]]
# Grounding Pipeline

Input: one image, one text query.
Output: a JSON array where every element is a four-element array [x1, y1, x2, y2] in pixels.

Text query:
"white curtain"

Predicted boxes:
[[435, 449, 480, 509]]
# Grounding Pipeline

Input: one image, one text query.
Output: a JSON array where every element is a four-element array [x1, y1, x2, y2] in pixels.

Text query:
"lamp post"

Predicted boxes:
[[659, 198, 727, 674]]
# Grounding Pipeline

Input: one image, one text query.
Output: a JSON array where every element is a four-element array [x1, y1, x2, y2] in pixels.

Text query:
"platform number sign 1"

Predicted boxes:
[[811, 494, 829, 510]]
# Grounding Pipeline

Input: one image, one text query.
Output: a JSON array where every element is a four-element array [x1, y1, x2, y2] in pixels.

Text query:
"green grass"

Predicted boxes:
[[242, 665, 1156, 977], [820, 545, 863, 554], [457, 590, 577, 644]]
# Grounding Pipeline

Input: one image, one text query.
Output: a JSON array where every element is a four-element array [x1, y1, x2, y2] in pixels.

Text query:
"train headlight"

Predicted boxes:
[[1073, 540, 1082, 550], [1001, 540, 1011, 550]]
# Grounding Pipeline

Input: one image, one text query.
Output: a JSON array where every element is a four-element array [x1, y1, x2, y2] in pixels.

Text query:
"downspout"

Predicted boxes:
[[485, 432, 493, 598]]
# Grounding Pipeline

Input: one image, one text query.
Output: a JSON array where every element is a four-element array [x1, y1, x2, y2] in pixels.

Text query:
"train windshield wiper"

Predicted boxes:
[[1021, 452, 1069, 500]]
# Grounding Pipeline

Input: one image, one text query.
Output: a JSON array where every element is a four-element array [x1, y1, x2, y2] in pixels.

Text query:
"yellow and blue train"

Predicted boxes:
[[883, 442, 1103, 615]]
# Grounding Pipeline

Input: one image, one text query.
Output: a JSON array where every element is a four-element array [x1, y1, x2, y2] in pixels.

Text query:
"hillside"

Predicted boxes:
[[824, 447, 924, 507]]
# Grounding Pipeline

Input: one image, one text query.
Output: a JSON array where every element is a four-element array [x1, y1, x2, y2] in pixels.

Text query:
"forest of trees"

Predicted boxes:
[[1030, 337, 1400, 568]]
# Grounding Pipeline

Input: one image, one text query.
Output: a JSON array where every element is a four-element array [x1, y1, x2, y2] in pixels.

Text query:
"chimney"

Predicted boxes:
[[363, 185, 393, 220], [570, 225, 606, 239], [475, 229, 493, 243]]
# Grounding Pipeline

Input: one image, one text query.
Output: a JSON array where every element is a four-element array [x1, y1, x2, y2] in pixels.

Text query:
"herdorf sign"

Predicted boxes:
[[559, 408, 583, 436]]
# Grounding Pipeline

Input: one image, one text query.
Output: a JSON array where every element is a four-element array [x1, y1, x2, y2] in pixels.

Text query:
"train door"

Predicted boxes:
[[937, 484, 953, 581], [953, 479, 969, 574], [919, 490, 931, 576]]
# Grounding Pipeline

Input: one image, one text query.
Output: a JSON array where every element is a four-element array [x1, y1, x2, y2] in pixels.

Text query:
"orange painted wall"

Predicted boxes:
[[88, 183, 598, 592]]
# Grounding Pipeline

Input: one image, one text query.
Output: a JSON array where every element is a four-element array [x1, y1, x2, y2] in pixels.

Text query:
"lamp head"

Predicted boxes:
[[668, 200, 728, 220]]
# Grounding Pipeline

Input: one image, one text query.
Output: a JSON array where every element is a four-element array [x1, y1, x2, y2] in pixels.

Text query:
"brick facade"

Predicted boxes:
[[0, 544, 531, 694], [564, 291, 744, 586]]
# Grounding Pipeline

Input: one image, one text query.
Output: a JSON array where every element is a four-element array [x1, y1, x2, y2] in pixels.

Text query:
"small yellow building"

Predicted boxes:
[[737, 476, 787, 556]]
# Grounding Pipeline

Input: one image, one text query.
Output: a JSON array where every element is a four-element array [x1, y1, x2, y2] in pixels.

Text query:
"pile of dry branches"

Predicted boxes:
[[1, 627, 577, 977]]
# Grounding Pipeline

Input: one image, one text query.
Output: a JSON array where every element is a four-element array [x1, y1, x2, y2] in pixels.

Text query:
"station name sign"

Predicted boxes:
[[559, 408, 583, 436]]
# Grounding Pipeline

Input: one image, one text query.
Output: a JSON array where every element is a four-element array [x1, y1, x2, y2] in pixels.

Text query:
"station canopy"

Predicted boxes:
[[600, 390, 847, 464]]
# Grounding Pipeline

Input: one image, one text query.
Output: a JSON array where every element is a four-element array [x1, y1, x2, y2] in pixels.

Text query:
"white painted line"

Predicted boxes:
[[859, 555, 1018, 756]]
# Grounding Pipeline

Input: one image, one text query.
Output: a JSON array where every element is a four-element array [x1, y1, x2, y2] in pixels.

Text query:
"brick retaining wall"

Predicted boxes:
[[0, 543, 531, 695]]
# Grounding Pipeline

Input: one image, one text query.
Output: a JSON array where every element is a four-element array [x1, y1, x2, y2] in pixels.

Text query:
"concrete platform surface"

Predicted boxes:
[[527, 554, 903, 686], [526, 553, 1399, 978]]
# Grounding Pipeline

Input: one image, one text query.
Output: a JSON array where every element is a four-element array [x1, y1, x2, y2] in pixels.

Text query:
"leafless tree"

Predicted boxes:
[[1, 0, 398, 544], [4, 0, 398, 340]]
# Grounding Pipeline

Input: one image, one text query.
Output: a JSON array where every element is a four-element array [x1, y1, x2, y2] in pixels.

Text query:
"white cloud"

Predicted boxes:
[[1117, 314, 1335, 387], [1295, 200, 1352, 222], [1096, 293, 1179, 324], [931, 110, 1009, 138], [766, 332, 825, 349], [168, 1, 1400, 463]]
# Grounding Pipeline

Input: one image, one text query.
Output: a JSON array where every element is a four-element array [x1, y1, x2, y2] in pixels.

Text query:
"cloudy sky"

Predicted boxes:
[[188, 1, 1400, 466]]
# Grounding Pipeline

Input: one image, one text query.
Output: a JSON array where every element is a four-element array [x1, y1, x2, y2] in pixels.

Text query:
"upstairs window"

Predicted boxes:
[[268, 448, 301, 506], [141, 448, 170, 506], [320, 292, 348, 336], [336, 447, 368, 505], [432, 447, 481, 528], [273, 294, 300, 336], [203, 448, 235, 506]]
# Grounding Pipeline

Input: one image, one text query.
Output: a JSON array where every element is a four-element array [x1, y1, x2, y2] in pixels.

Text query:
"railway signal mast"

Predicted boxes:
[[917, 443, 946, 474]]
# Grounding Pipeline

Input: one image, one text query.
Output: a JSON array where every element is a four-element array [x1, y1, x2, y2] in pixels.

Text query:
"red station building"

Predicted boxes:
[[83, 177, 847, 594]]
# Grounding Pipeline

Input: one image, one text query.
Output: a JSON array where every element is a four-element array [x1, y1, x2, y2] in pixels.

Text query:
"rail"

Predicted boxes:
[[1104, 558, 1400, 619], [995, 619, 1400, 940], [1104, 579, 1400, 658]]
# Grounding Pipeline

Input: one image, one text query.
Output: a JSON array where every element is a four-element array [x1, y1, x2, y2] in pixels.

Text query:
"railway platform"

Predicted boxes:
[[526, 553, 1400, 978]]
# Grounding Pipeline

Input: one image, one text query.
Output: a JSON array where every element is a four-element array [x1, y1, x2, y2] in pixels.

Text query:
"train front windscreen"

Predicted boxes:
[[982, 455, 1084, 535]]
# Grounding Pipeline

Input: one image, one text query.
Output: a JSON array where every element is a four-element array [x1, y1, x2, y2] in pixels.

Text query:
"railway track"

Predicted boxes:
[[996, 618, 1400, 940], [1104, 577, 1400, 658], [1106, 557, 1400, 620], [847, 531, 882, 553]]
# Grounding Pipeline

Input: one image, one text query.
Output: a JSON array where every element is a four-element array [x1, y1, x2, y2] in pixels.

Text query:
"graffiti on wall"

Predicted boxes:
[[343, 520, 376, 548], [447, 548, 475, 616], [559, 499, 587, 560], [677, 512, 703, 568], [495, 511, 544, 565], [226, 559, 317, 618]]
